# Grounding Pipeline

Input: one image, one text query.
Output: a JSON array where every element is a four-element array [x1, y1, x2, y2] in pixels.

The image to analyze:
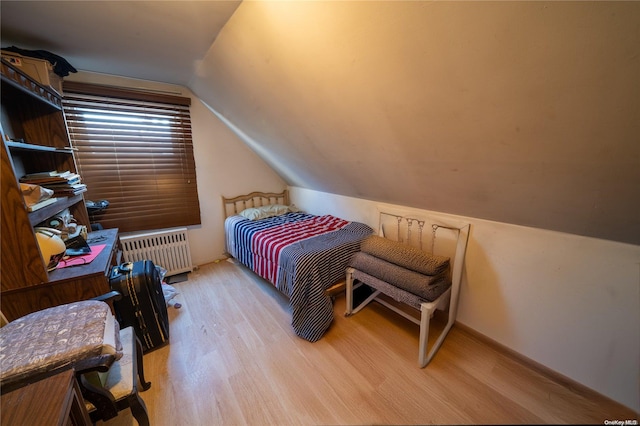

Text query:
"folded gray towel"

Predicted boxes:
[[349, 252, 450, 300], [360, 235, 450, 276], [352, 269, 451, 304]]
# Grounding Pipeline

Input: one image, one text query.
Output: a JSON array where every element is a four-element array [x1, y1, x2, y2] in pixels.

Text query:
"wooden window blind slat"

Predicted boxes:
[[62, 83, 201, 233]]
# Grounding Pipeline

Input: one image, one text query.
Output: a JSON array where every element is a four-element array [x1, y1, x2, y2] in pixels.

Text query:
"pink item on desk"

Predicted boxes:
[[57, 244, 107, 268]]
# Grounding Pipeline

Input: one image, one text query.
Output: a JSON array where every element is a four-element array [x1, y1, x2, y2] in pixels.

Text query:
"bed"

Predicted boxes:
[[222, 190, 373, 342]]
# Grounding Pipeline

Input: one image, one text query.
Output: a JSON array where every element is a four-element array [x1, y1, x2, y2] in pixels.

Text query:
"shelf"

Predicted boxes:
[[0, 59, 62, 110], [28, 194, 85, 226], [1, 57, 94, 320], [6, 140, 75, 154]]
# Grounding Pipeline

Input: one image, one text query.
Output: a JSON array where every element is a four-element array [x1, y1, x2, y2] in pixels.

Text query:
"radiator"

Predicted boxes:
[[120, 228, 193, 276]]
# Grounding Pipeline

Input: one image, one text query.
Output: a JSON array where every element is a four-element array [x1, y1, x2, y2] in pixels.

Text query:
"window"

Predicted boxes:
[[63, 82, 201, 233]]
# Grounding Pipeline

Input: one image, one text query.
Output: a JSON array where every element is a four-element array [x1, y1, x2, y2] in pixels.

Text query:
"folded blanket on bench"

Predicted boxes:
[[349, 252, 451, 301], [360, 235, 450, 276], [351, 268, 451, 304]]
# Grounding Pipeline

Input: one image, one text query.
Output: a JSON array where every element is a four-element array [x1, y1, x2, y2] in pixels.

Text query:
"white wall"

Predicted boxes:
[[65, 72, 286, 266], [289, 186, 640, 413], [192, 0, 640, 246]]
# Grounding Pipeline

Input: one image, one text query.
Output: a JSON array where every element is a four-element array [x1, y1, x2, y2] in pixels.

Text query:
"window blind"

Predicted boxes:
[[63, 82, 201, 233]]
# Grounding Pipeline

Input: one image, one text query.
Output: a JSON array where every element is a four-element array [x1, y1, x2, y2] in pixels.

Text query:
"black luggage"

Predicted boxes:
[[109, 260, 169, 352]]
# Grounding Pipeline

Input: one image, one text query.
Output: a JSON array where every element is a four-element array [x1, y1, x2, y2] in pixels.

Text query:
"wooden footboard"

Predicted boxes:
[[222, 190, 289, 218]]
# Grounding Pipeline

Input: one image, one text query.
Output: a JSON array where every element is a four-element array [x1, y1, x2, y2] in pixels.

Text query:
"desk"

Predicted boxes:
[[0, 228, 121, 320], [1, 369, 91, 426]]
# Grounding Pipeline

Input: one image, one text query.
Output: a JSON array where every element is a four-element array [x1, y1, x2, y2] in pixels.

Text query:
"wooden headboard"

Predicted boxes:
[[222, 190, 290, 218]]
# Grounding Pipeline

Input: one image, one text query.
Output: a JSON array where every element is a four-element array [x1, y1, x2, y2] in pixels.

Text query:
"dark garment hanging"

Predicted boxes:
[[2, 46, 77, 77]]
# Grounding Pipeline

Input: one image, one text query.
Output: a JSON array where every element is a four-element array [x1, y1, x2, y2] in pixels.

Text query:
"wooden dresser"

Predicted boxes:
[[1, 369, 91, 426]]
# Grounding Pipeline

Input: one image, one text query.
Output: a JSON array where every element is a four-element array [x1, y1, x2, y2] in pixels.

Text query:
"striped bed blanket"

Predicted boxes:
[[225, 212, 373, 341]]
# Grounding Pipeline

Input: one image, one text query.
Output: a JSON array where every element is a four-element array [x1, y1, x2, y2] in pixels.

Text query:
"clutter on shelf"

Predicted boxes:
[[20, 170, 87, 198], [1, 46, 77, 96]]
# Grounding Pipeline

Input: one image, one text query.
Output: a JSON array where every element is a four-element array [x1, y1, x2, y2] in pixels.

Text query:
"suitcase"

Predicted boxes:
[[109, 260, 169, 352]]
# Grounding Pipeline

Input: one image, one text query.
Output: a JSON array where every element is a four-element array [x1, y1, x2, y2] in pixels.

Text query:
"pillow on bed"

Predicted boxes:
[[239, 204, 298, 220]]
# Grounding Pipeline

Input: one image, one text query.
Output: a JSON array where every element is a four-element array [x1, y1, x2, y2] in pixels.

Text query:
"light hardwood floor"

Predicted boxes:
[[103, 260, 637, 425]]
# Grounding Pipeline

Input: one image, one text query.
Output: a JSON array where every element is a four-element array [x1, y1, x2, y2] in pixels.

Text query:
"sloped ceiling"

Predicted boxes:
[[2, 1, 639, 245]]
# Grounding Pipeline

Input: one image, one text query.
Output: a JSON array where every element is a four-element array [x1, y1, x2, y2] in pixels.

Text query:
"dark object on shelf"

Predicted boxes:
[[86, 199, 109, 214], [64, 235, 91, 256], [87, 200, 109, 231], [109, 260, 170, 353], [1, 46, 77, 77]]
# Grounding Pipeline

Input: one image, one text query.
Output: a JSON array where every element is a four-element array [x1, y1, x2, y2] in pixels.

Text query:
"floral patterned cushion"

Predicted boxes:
[[0, 301, 122, 385]]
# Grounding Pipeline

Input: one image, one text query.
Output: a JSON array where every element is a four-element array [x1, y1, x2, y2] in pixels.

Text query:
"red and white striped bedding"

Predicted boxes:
[[225, 212, 373, 341]]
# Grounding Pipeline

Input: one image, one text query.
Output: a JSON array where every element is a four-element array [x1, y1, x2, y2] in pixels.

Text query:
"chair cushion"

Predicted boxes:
[[0, 301, 122, 385], [85, 327, 136, 412]]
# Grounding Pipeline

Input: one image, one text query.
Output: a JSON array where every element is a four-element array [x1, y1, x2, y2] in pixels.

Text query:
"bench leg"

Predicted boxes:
[[345, 268, 355, 315], [418, 304, 434, 368], [419, 297, 456, 368], [345, 268, 382, 317]]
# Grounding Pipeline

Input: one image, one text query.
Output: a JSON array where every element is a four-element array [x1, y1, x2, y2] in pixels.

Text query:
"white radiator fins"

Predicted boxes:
[[120, 228, 193, 276]]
